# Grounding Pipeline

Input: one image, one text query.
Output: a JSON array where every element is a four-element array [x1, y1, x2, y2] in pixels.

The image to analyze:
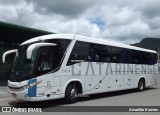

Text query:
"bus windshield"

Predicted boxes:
[[10, 39, 71, 82], [10, 44, 36, 82]]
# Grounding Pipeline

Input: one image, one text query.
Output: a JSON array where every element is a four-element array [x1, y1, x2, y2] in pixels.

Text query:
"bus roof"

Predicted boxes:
[[21, 34, 157, 54]]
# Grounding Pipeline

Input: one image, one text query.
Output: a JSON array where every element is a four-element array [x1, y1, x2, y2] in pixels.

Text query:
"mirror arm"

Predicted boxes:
[[2, 49, 17, 63], [26, 43, 57, 59]]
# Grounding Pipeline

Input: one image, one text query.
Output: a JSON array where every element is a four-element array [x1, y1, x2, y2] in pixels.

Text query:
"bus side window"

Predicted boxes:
[[67, 41, 90, 65], [70, 52, 79, 62], [131, 50, 138, 64], [35, 47, 53, 76], [87, 47, 100, 62], [119, 50, 126, 63], [126, 50, 132, 64], [149, 53, 157, 65]]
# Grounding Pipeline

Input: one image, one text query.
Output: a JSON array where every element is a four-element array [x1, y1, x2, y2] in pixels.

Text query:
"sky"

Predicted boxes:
[[0, 0, 160, 44]]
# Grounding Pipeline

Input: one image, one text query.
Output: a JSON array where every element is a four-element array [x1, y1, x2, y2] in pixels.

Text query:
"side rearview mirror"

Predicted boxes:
[[26, 43, 57, 59], [2, 49, 17, 63]]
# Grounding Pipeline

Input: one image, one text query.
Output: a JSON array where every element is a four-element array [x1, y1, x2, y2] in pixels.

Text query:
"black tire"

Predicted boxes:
[[65, 84, 78, 104], [137, 79, 145, 92]]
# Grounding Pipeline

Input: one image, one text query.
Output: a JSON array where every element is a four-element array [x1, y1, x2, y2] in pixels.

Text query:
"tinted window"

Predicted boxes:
[[35, 47, 54, 76], [67, 41, 90, 65], [148, 53, 157, 64], [45, 39, 71, 68], [67, 41, 157, 65], [33, 39, 71, 76]]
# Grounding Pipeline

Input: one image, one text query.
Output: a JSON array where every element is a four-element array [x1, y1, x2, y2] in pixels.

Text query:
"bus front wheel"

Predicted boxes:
[[137, 79, 145, 92], [65, 84, 78, 104]]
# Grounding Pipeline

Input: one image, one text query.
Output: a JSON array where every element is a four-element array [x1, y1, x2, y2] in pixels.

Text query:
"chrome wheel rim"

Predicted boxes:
[[70, 88, 77, 99], [139, 82, 144, 90]]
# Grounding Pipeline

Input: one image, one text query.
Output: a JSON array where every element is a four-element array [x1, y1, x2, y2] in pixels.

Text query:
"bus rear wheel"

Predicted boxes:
[[137, 79, 145, 92], [65, 84, 78, 104]]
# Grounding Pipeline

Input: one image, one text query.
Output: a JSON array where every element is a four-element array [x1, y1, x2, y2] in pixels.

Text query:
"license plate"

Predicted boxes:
[[12, 93, 17, 97]]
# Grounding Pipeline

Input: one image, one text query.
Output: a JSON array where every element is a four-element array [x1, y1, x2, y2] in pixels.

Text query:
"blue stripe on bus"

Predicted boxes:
[[28, 78, 36, 97]]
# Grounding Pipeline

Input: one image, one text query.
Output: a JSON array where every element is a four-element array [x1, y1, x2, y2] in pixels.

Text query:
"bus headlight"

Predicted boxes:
[[22, 84, 30, 90], [22, 82, 36, 90], [29, 82, 37, 87]]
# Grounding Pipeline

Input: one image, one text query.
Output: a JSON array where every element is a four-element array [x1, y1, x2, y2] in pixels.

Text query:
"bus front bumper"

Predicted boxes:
[[8, 88, 37, 101]]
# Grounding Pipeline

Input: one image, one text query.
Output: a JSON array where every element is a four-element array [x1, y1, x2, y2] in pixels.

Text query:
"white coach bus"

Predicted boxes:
[[2, 34, 158, 103]]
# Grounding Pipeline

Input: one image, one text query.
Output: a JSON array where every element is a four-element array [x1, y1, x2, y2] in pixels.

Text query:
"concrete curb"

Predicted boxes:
[[0, 86, 7, 89]]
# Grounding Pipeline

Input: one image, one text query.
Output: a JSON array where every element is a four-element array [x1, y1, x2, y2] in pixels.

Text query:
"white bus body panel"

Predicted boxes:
[[7, 34, 158, 101]]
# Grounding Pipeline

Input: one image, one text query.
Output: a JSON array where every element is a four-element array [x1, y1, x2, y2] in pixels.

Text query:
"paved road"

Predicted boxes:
[[0, 76, 160, 114]]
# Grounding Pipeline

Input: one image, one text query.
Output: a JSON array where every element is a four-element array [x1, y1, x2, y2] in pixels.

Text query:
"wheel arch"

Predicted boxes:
[[137, 77, 145, 88], [62, 79, 83, 95]]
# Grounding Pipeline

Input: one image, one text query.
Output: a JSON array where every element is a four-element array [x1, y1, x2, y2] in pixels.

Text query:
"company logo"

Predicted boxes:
[[36, 80, 42, 86], [45, 81, 52, 89]]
